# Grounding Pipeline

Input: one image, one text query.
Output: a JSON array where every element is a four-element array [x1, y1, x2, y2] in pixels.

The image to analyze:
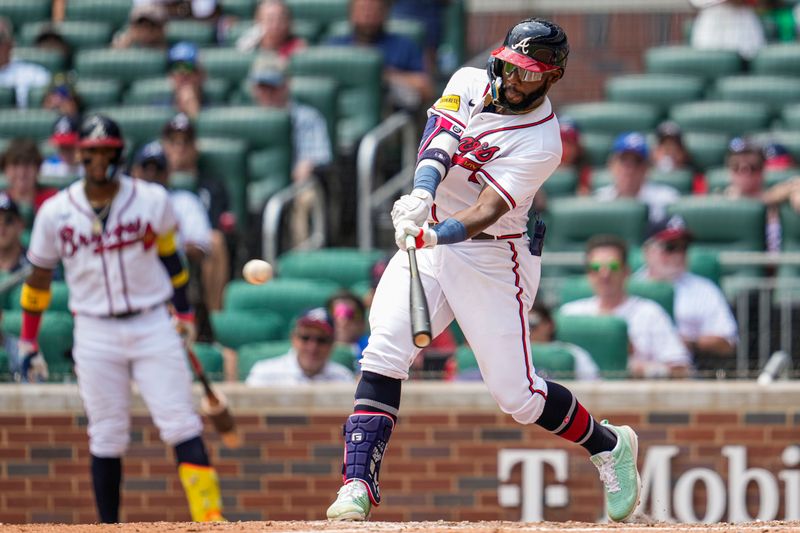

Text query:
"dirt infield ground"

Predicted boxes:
[[1, 521, 799, 533]]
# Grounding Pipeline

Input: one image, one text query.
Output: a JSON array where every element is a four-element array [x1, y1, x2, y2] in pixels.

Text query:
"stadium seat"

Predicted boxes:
[[545, 198, 648, 251], [670, 101, 770, 136], [553, 314, 629, 377], [0, 109, 58, 141], [223, 278, 340, 325], [30, 79, 123, 109], [166, 20, 217, 46], [92, 106, 176, 146], [125, 77, 229, 106], [580, 132, 615, 167], [1, 310, 74, 380], [290, 46, 383, 151], [667, 197, 765, 253], [324, 18, 426, 49], [65, 0, 133, 30], [285, 0, 349, 28], [558, 276, 675, 318], [531, 343, 576, 380], [0, 87, 15, 108], [779, 204, 800, 279], [191, 342, 224, 381], [0, 0, 50, 31], [220, 0, 257, 18], [237, 340, 291, 380], [75, 49, 167, 86], [197, 137, 248, 230], [783, 104, 800, 131], [605, 74, 704, 113], [12, 47, 65, 73], [0, 350, 7, 380], [210, 310, 286, 350], [645, 46, 743, 80], [289, 75, 339, 151], [713, 76, 800, 116], [199, 48, 256, 84], [682, 132, 730, 171], [590, 168, 693, 194], [19, 21, 114, 51], [330, 344, 356, 372], [277, 248, 384, 288], [752, 43, 800, 77], [542, 167, 578, 198], [558, 102, 660, 135]]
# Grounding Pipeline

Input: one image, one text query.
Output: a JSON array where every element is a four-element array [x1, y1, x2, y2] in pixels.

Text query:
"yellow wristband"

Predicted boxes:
[[157, 230, 178, 256], [171, 268, 189, 288], [20, 283, 51, 312]]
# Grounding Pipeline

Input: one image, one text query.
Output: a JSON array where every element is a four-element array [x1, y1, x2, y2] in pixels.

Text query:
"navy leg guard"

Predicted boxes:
[[343, 412, 394, 505], [174, 436, 210, 467], [91, 455, 121, 523]]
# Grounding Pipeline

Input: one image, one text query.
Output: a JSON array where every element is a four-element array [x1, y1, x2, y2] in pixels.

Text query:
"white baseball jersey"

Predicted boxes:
[[426, 67, 561, 236], [28, 176, 176, 317]]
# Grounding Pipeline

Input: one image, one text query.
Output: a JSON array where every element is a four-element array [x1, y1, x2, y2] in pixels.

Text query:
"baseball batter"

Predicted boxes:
[[19, 115, 224, 523], [327, 19, 642, 522]]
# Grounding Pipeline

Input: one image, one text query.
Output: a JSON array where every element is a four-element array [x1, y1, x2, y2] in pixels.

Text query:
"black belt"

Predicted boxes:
[[93, 303, 163, 320]]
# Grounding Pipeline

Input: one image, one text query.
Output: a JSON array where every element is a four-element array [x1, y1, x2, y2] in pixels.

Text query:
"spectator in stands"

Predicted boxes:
[[558, 118, 591, 196], [763, 144, 800, 212], [40, 115, 83, 185], [529, 301, 600, 381], [635, 215, 737, 368], [0, 139, 57, 229], [0, 193, 29, 278], [248, 54, 333, 246], [113, 3, 169, 50], [246, 307, 355, 385], [41, 73, 83, 119], [326, 0, 434, 112], [763, 142, 796, 172], [594, 132, 680, 225], [165, 42, 209, 119], [34, 26, 73, 69], [559, 234, 692, 379], [0, 17, 51, 108], [161, 114, 233, 312], [689, 0, 765, 60], [652, 121, 692, 174], [161, 0, 221, 21], [236, 0, 306, 60], [327, 290, 369, 367]]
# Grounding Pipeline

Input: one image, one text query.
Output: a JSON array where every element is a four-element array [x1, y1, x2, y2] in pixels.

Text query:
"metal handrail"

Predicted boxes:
[[357, 111, 418, 250], [262, 179, 326, 265]]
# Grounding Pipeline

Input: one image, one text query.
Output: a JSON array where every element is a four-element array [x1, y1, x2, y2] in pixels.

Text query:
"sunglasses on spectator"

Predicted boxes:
[[661, 241, 688, 253], [587, 260, 622, 273], [296, 333, 332, 345], [729, 163, 763, 174], [502, 62, 545, 82]]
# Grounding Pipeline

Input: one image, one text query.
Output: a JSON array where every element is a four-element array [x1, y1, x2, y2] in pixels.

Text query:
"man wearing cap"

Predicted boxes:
[[594, 131, 680, 225], [166, 41, 207, 119], [40, 115, 84, 185], [245, 308, 355, 385], [0, 17, 50, 108], [112, 3, 168, 50], [248, 54, 333, 246], [635, 215, 737, 367]]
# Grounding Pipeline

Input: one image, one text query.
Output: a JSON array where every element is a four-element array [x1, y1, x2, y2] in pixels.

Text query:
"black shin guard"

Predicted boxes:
[[174, 436, 210, 467], [91, 455, 121, 523]]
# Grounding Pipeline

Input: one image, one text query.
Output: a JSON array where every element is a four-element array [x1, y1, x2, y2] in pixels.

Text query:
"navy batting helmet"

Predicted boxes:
[[78, 114, 125, 150], [488, 18, 569, 81]]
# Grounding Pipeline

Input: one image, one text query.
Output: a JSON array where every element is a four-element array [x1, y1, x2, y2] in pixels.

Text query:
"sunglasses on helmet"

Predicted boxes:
[[502, 61, 545, 82]]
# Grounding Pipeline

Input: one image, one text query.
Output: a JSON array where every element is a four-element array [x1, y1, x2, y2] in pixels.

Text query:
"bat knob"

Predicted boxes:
[[221, 432, 241, 449], [414, 332, 432, 348]]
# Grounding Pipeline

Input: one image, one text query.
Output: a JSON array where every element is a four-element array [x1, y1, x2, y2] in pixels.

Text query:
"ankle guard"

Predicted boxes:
[[342, 413, 395, 505]]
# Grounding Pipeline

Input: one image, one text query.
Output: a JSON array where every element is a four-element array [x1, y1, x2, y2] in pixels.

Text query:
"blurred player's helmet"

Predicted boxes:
[[78, 114, 125, 181], [488, 18, 569, 82]]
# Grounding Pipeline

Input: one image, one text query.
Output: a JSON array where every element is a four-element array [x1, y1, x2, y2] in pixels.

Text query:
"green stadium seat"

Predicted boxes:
[[289, 75, 339, 150], [12, 47, 65, 73], [683, 132, 730, 171], [752, 44, 800, 77], [191, 342, 224, 381], [645, 46, 743, 80], [285, 0, 349, 27], [19, 21, 114, 51], [554, 314, 628, 377], [324, 18, 426, 49], [7, 280, 69, 312], [1, 310, 74, 380], [210, 310, 286, 350], [0, 350, 7, 380], [30, 79, 123, 109], [65, 0, 133, 30], [542, 167, 578, 198], [199, 48, 256, 84], [0, 87, 15, 108], [223, 278, 340, 325], [290, 46, 382, 151], [605, 74, 704, 113], [197, 137, 248, 230], [558, 102, 660, 135], [670, 101, 770, 136], [590, 168, 693, 194], [75, 49, 167, 86], [545, 198, 648, 251], [783, 104, 800, 130], [331, 344, 356, 372], [668, 197, 765, 253], [125, 77, 229, 106], [92, 106, 175, 145], [779, 204, 800, 280], [0, 0, 50, 31], [237, 340, 291, 380], [580, 132, 615, 167], [166, 20, 217, 46], [277, 248, 384, 287], [455, 345, 478, 374], [531, 343, 576, 380], [220, 0, 257, 18], [0, 109, 58, 141], [559, 276, 675, 318], [713, 76, 800, 116]]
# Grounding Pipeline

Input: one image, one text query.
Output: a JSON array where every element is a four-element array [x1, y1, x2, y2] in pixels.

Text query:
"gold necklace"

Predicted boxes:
[[91, 202, 112, 236]]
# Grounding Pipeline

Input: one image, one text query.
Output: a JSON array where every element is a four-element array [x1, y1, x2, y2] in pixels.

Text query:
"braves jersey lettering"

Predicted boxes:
[[59, 221, 157, 257]]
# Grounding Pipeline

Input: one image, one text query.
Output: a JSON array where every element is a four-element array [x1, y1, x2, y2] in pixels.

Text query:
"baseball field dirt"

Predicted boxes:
[[1, 521, 798, 532]]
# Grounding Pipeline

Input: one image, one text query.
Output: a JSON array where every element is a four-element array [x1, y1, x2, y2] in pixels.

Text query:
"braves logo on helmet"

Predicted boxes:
[[511, 37, 533, 55]]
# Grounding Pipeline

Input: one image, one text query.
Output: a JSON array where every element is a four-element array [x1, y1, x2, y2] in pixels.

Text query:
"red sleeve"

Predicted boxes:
[[34, 187, 58, 211]]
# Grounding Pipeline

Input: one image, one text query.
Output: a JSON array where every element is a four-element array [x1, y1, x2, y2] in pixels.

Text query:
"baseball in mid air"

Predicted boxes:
[[243, 259, 273, 285]]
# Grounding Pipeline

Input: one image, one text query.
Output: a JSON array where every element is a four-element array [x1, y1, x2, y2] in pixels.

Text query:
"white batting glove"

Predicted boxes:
[[391, 189, 433, 228], [395, 220, 438, 251], [18, 340, 49, 383]]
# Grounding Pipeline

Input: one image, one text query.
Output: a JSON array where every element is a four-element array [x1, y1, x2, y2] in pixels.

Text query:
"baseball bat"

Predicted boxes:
[[185, 345, 241, 448], [406, 235, 432, 348]]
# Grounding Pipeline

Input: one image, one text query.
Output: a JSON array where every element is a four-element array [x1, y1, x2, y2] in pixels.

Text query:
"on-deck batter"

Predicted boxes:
[[326, 18, 642, 522], [18, 114, 225, 523]]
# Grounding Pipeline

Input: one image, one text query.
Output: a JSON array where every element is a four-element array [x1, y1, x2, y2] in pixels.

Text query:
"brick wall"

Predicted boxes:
[[0, 382, 798, 524]]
